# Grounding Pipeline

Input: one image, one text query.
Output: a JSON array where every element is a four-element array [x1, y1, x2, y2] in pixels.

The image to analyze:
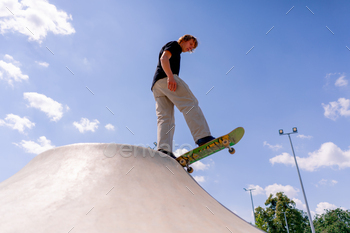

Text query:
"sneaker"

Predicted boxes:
[[196, 136, 215, 146], [158, 149, 177, 159]]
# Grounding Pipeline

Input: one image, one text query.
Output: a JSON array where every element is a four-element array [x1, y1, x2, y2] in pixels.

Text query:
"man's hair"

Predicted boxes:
[[178, 34, 198, 50]]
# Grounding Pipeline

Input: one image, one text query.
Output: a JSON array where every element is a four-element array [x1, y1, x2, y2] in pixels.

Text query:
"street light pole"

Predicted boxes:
[[279, 128, 315, 233], [282, 211, 290, 233], [244, 188, 256, 225]]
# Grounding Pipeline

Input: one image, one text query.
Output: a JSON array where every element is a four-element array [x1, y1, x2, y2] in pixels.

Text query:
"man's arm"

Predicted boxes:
[[160, 50, 177, 92]]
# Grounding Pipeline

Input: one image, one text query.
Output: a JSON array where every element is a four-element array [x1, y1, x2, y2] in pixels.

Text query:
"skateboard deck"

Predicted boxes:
[[176, 127, 245, 173]]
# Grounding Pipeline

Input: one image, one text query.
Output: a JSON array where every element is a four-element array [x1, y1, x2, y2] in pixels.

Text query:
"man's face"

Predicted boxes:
[[181, 39, 195, 53]]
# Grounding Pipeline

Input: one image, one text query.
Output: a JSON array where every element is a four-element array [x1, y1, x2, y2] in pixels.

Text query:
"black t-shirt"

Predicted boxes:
[[151, 41, 182, 91]]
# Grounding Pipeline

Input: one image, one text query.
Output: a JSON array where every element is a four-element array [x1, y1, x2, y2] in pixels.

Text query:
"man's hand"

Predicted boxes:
[[167, 76, 177, 92], [160, 50, 177, 92]]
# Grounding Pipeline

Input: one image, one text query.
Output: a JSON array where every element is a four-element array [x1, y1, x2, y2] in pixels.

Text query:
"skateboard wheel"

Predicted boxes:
[[193, 154, 199, 160], [222, 139, 230, 147], [229, 147, 235, 154], [179, 158, 187, 166], [187, 167, 194, 173]]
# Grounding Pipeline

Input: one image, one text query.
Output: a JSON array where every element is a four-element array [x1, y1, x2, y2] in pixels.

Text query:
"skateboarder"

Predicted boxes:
[[151, 34, 215, 159]]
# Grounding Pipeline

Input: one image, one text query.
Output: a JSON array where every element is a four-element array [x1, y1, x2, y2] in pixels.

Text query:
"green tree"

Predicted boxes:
[[313, 208, 350, 233], [255, 192, 310, 232]]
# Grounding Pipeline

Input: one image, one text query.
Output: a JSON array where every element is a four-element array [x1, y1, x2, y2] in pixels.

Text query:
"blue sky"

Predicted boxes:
[[1, 0, 349, 224]]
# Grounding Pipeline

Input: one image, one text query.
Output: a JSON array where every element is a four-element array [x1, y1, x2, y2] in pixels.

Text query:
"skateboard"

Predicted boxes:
[[176, 127, 245, 173]]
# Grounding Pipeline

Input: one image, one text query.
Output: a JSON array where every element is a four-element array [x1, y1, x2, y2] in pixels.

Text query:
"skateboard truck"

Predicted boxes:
[[222, 139, 235, 154], [178, 158, 194, 173]]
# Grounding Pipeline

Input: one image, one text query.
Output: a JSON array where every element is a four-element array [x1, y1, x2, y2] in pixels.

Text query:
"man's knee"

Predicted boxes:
[[178, 103, 198, 114]]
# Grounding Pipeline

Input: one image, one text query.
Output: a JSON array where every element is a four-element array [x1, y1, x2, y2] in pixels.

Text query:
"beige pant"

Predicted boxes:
[[153, 75, 211, 152]]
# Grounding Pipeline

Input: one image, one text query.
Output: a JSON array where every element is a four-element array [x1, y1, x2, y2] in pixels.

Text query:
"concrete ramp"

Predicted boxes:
[[0, 143, 264, 233]]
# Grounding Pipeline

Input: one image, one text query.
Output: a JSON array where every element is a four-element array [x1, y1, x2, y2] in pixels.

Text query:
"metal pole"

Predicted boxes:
[[244, 188, 256, 225], [287, 134, 315, 233], [283, 211, 290, 233], [249, 190, 256, 225]]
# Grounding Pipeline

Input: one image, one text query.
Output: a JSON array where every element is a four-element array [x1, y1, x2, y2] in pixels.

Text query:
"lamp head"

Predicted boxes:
[[279, 129, 284, 135], [292, 127, 298, 133]]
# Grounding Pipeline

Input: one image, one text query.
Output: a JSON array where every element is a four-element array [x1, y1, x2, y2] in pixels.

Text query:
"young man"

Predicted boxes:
[[151, 35, 215, 159]]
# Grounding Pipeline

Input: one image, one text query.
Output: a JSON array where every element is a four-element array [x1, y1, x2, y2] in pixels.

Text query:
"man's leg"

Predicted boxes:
[[153, 88, 175, 152], [162, 75, 212, 143]]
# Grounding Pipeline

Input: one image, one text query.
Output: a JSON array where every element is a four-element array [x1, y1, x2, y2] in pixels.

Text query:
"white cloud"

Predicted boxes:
[[270, 142, 350, 171], [324, 73, 337, 86], [264, 183, 299, 198], [83, 57, 90, 65], [0, 113, 35, 133], [246, 184, 265, 196], [193, 176, 205, 183], [292, 198, 306, 211], [14, 136, 55, 154], [318, 178, 328, 185], [173, 148, 189, 158], [248, 183, 314, 211], [315, 202, 338, 215], [247, 183, 346, 218], [4, 54, 13, 61], [3, 54, 20, 64], [331, 180, 338, 185], [23, 92, 64, 121], [263, 141, 282, 151], [191, 160, 210, 171], [0, 0, 75, 43], [324, 73, 348, 89], [35, 61, 49, 67], [335, 75, 348, 87], [249, 183, 304, 208], [297, 134, 313, 139], [105, 124, 115, 131], [306, 142, 350, 170], [317, 179, 338, 187], [73, 118, 99, 133], [269, 152, 295, 166], [322, 98, 350, 120], [0, 54, 28, 86]]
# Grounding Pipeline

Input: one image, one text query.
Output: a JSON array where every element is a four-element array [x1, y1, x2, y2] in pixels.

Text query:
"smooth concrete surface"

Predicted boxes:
[[0, 143, 265, 233]]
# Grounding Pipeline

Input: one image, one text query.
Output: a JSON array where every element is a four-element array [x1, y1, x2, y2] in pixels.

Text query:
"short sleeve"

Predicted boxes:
[[163, 41, 179, 56]]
